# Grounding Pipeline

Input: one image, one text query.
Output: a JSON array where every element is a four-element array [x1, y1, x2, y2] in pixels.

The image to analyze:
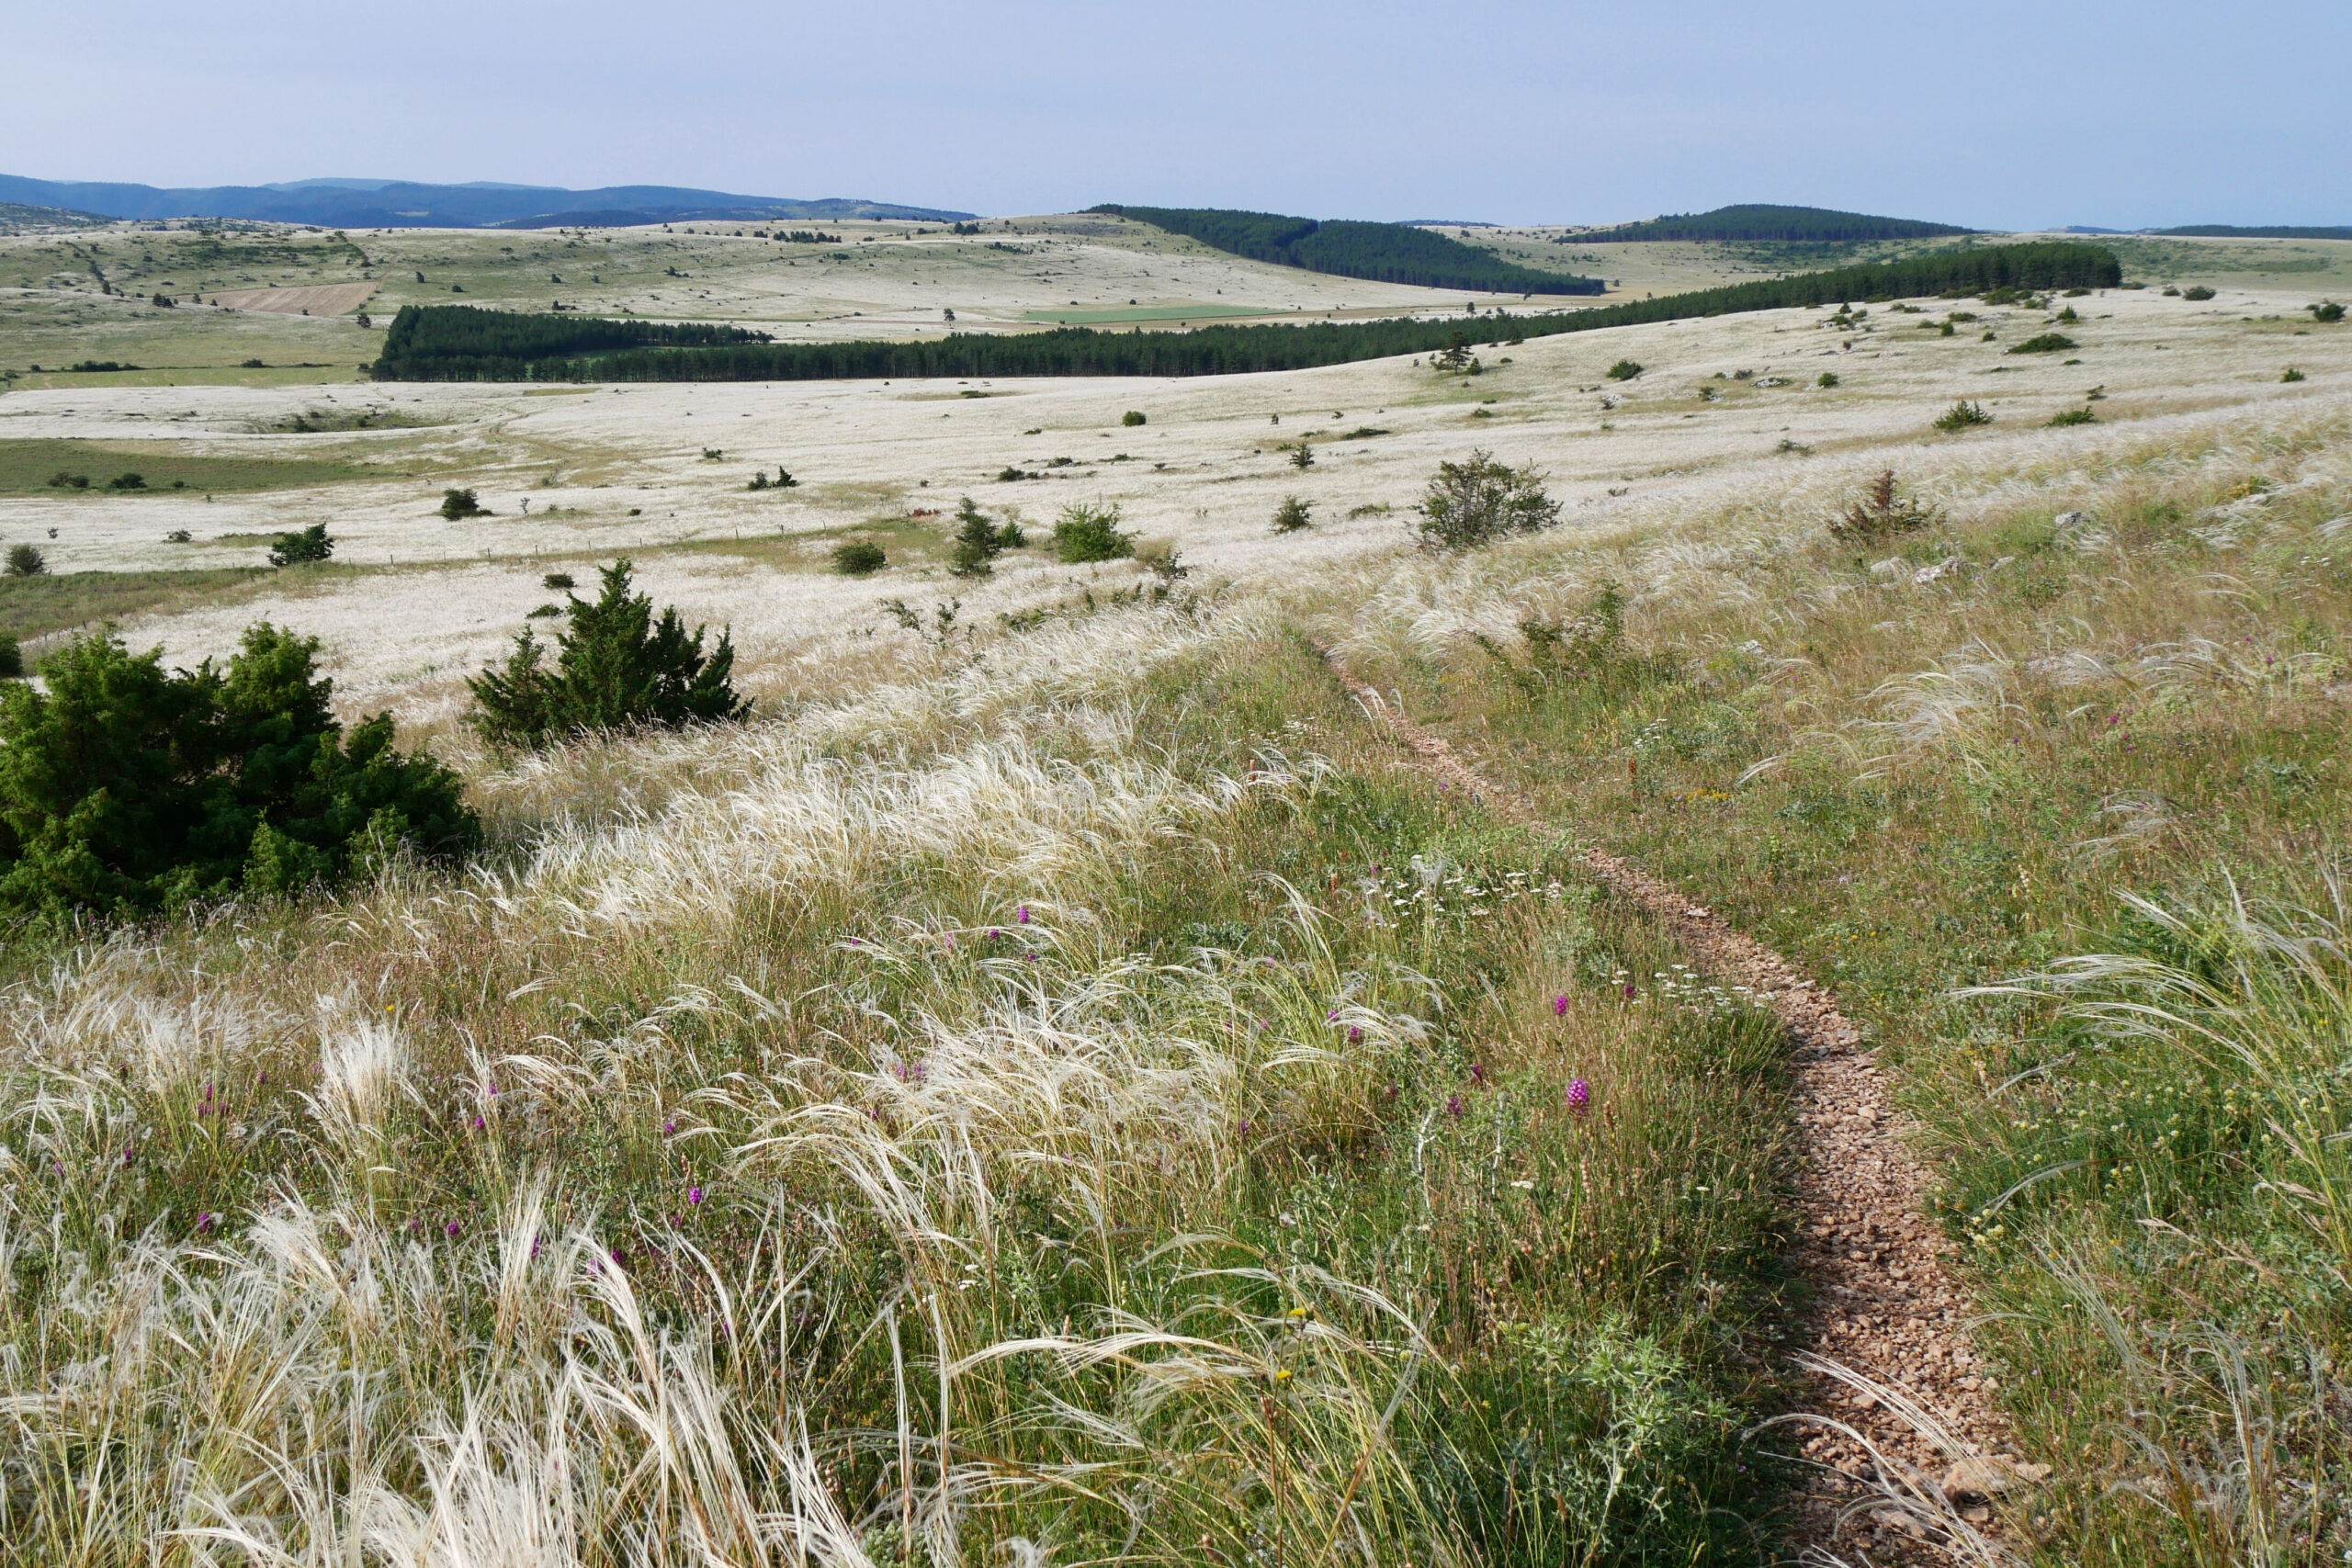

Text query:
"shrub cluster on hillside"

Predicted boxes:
[[0, 625, 474, 916], [372, 243, 2122, 383], [467, 560, 750, 750]]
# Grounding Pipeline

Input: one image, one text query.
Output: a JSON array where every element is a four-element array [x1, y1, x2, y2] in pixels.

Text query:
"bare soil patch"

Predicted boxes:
[[202, 282, 379, 316]]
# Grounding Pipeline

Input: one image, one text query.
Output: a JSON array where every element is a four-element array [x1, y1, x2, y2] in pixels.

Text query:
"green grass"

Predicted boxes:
[[0, 566, 267, 642], [1333, 423, 2352, 1565], [0, 438, 383, 496]]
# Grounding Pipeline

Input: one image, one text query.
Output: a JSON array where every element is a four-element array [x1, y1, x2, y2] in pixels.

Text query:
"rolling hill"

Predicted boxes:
[[1091, 204, 1603, 295], [1576, 203, 1974, 243], [0, 174, 973, 229]]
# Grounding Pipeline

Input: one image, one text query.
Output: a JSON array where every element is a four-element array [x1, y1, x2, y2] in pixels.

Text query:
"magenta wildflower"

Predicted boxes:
[[196, 1212, 216, 1235], [1348, 1026, 1363, 1043], [530, 1235, 545, 1259], [1567, 1078, 1591, 1115], [1623, 982, 1637, 1000], [663, 1119, 677, 1136], [1238, 1119, 1253, 1135], [1468, 1062, 1487, 1087], [1553, 994, 1570, 1018], [1445, 1095, 1465, 1118], [471, 1115, 486, 1131], [688, 1186, 706, 1206], [989, 927, 1002, 940], [1328, 1009, 1340, 1021], [445, 1220, 461, 1237], [1017, 905, 1031, 924]]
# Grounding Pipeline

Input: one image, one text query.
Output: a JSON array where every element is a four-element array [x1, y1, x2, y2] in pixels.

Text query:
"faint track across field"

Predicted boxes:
[[1321, 647, 2036, 1563]]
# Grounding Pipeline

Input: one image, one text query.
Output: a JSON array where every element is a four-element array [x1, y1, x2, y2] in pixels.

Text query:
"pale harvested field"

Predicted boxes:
[[200, 281, 379, 314], [1, 279, 2344, 728]]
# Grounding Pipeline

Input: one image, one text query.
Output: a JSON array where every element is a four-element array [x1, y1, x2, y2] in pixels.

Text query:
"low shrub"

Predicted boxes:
[[267, 524, 334, 567], [1051, 502, 1135, 563], [0, 637, 19, 678], [543, 571, 575, 590], [1121, 410, 1147, 426], [2009, 333, 2078, 355], [1291, 439, 1315, 469], [1272, 495, 1314, 533], [1417, 449, 1560, 551], [1933, 399, 1994, 432], [164, 529, 192, 544], [832, 540, 888, 576], [107, 472, 147, 491], [2281, 367, 2306, 383], [2049, 406, 2099, 426], [2180, 285, 2216, 300], [438, 488, 488, 520], [0, 623, 475, 914], [1816, 371, 1839, 389], [467, 559, 749, 750], [5, 545, 48, 578], [1827, 468, 1938, 543], [2311, 301, 2346, 323], [1606, 359, 1643, 381]]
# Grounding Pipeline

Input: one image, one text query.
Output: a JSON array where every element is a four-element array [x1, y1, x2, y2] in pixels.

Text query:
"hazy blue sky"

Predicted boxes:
[[9, 0, 2345, 229]]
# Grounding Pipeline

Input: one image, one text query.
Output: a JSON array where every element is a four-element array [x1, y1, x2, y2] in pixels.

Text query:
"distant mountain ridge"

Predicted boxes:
[[0, 174, 973, 229], [1577, 204, 1973, 243]]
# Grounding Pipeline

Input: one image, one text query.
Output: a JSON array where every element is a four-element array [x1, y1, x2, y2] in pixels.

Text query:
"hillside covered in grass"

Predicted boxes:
[[371, 241, 2120, 380], [1091, 204, 1604, 295]]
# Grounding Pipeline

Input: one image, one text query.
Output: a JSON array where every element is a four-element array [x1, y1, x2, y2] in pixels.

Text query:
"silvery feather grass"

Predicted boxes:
[[0, 598, 1512, 1567]]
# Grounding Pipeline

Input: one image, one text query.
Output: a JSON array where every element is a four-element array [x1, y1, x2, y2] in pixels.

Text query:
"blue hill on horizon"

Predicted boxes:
[[0, 174, 974, 228]]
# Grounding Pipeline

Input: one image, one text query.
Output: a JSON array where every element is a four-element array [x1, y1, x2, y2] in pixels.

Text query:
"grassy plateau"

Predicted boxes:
[[0, 222, 2347, 1564]]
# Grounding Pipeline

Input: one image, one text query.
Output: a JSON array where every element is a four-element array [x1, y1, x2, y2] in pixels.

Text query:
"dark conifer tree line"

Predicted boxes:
[[1089, 205, 1602, 294], [374, 243, 2121, 384], [1577, 204, 1974, 243]]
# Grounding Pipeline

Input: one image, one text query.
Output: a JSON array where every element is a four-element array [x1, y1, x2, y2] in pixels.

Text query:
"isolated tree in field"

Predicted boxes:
[[950, 496, 1023, 577], [440, 488, 488, 520], [1051, 502, 1135, 563], [467, 559, 750, 750], [267, 524, 334, 567], [0, 624, 475, 915], [1417, 450, 1560, 551], [1827, 469, 1938, 544], [5, 545, 47, 578], [2311, 301, 2346, 323], [1430, 332, 1476, 373], [1272, 495, 1314, 533]]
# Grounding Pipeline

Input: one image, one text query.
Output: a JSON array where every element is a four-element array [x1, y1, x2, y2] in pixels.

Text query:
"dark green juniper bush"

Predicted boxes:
[[1934, 399, 1994, 432], [1272, 495, 1315, 534], [832, 540, 888, 576], [0, 623, 474, 915], [466, 559, 749, 750], [1051, 502, 1135, 563], [949, 496, 1024, 577], [266, 524, 334, 567], [438, 488, 488, 520]]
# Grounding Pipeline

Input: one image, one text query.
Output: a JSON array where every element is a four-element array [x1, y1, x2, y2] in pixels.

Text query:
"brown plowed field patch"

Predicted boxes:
[[200, 282, 378, 316]]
